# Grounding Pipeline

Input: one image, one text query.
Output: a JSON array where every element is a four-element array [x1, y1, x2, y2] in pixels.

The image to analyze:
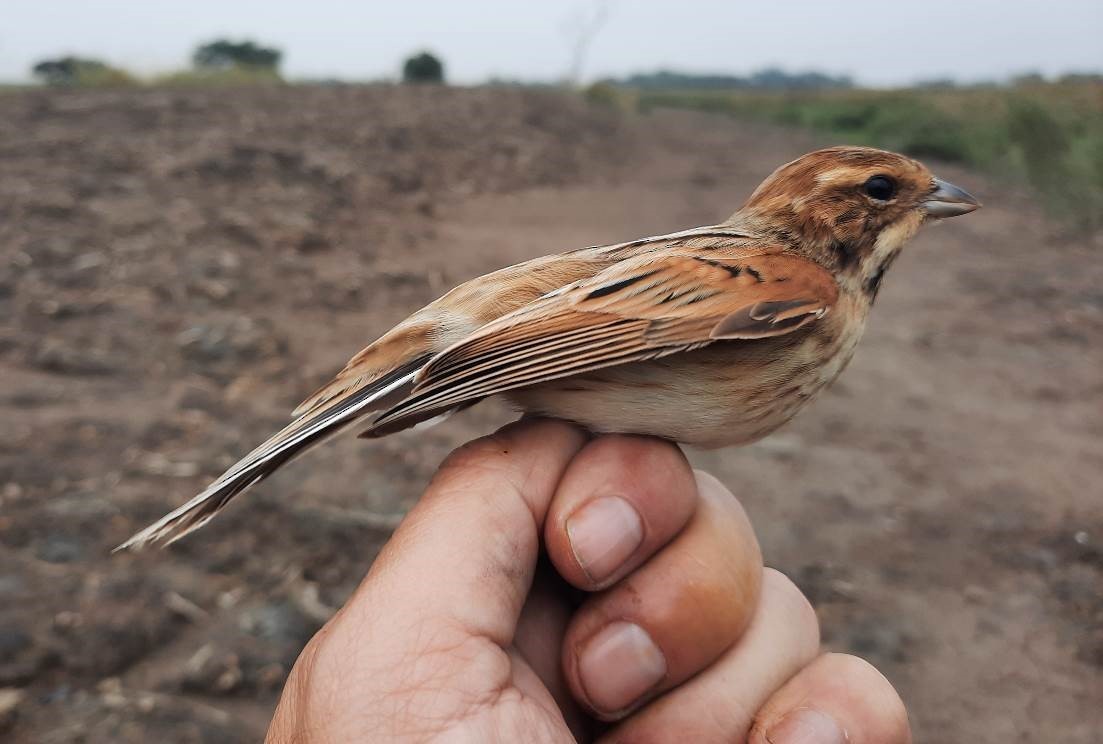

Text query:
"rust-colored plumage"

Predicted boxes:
[[120, 146, 979, 549]]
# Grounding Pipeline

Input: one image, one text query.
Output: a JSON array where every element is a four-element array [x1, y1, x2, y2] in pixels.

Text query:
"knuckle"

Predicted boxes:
[[693, 469, 734, 502], [432, 436, 522, 497], [434, 418, 582, 489], [291, 619, 339, 681], [763, 567, 821, 652], [439, 435, 510, 472], [823, 650, 881, 680], [693, 476, 761, 578], [822, 653, 910, 735], [693, 471, 748, 527], [693, 471, 756, 534]]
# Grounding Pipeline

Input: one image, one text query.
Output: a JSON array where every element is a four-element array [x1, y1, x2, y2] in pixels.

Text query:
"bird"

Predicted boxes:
[[119, 146, 979, 550]]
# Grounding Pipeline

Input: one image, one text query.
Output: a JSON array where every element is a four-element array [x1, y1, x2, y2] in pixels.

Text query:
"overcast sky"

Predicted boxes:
[[2, 0, 1101, 86]]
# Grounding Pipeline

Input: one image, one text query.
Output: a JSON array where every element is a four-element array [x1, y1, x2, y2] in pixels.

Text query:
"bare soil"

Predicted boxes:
[[1, 86, 1100, 742]]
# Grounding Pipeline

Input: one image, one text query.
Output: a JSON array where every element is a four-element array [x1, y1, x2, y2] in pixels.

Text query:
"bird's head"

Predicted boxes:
[[737, 146, 980, 297]]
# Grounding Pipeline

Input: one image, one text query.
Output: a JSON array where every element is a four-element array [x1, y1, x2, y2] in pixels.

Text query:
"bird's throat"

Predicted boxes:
[[852, 212, 924, 299]]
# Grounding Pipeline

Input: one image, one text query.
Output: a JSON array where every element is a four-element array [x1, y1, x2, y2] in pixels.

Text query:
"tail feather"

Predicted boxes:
[[117, 366, 421, 551], [116, 421, 339, 550]]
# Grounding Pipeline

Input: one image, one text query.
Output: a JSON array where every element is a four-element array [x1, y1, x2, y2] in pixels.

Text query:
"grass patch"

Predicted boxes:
[[153, 66, 284, 87]]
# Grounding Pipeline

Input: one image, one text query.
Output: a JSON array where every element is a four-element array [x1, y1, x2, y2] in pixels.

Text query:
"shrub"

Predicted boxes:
[[402, 52, 444, 84], [583, 81, 622, 108], [1006, 97, 1102, 230], [31, 57, 135, 87]]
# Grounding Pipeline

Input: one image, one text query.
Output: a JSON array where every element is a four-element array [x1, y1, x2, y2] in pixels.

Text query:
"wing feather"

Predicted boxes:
[[366, 251, 837, 435]]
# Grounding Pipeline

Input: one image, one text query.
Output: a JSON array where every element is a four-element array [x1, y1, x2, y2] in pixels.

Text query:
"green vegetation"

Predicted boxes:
[[614, 68, 852, 91], [163, 38, 283, 85], [153, 65, 283, 87], [31, 56, 135, 87], [29, 39, 284, 88], [630, 81, 1103, 231], [583, 81, 620, 108], [403, 52, 445, 84], [193, 39, 281, 71]]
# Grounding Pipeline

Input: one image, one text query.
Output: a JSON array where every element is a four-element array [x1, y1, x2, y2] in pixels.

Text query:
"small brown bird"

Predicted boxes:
[[121, 146, 979, 549]]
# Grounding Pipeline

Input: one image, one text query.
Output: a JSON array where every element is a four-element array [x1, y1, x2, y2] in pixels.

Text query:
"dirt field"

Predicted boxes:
[[1, 85, 1100, 742]]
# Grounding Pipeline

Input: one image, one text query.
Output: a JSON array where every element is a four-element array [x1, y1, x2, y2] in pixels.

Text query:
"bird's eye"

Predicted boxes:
[[863, 175, 896, 201]]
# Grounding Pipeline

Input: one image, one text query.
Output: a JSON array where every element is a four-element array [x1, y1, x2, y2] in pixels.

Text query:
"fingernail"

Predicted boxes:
[[566, 496, 644, 584], [767, 708, 847, 744], [577, 621, 666, 714]]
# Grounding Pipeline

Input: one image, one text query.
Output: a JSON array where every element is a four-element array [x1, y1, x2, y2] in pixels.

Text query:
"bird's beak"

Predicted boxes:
[[923, 178, 981, 218]]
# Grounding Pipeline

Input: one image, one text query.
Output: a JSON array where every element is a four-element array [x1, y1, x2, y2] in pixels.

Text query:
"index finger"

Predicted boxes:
[[544, 435, 698, 590]]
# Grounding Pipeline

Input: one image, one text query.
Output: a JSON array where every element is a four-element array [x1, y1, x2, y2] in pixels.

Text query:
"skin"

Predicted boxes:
[[265, 419, 912, 743]]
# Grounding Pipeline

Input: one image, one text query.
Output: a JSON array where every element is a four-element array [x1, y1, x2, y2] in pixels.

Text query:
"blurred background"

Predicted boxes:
[[1, 1, 1100, 741]]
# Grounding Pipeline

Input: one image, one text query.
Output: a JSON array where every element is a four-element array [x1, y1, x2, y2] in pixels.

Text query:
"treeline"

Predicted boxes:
[[29, 40, 446, 87], [610, 68, 853, 91], [605, 68, 1103, 93]]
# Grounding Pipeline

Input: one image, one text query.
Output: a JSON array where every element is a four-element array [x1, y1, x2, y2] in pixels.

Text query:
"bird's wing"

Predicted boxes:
[[366, 250, 838, 435], [290, 226, 753, 420], [288, 253, 616, 420]]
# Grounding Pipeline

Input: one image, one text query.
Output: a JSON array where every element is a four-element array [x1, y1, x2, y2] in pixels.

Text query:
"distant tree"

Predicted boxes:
[[746, 67, 852, 90], [193, 39, 282, 71], [31, 56, 133, 87], [32, 57, 84, 85], [402, 52, 445, 84]]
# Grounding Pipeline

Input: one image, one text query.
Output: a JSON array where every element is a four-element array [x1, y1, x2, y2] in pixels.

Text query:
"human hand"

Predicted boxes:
[[266, 419, 910, 743]]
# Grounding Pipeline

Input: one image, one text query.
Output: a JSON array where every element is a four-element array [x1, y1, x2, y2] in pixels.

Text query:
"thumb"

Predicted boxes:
[[345, 419, 588, 646]]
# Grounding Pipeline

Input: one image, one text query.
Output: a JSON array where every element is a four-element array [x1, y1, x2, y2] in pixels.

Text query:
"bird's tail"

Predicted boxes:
[[116, 366, 422, 551]]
